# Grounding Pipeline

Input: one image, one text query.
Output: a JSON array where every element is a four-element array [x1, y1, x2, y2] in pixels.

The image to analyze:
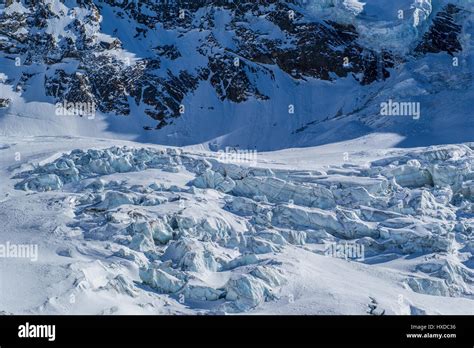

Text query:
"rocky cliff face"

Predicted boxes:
[[415, 3, 465, 56], [0, 0, 471, 142]]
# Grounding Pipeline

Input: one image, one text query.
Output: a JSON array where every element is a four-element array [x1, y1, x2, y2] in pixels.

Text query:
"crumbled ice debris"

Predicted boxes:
[[383, 164, 433, 188], [17, 174, 63, 191], [12, 144, 474, 312], [14, 147, 190, 190], [405, 276, 449, 297], [223, 265, 286, 312], [162, 238, 220, 273], [183, 283, 224, 302], [140, 267, 186, 294], [100, 275, 139, 298], [415, 259, 474, 296]]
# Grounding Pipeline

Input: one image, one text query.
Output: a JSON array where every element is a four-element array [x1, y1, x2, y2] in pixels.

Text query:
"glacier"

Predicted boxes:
[[0, 0, 473, 316], [0, 136, 472, 314]]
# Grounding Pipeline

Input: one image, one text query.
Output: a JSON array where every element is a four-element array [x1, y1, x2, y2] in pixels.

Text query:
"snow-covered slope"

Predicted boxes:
[[0, 1, 473, 316], [0, 0, 472, 150], [0, 135, 473, 314]]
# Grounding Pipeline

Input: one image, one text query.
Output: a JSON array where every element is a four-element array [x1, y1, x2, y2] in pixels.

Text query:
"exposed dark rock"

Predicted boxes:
[[0, 0, 468, 130], [415, 4, 464, 56], [0, 98, 10, 108]]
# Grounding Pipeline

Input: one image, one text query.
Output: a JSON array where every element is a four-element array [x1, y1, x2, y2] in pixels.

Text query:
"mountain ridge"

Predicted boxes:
[[0, 0, 472, 150]]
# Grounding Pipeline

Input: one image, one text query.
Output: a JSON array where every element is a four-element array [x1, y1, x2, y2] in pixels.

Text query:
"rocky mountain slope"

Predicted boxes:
[[0, 1, 473, 316], [0, 0, 472, 149]]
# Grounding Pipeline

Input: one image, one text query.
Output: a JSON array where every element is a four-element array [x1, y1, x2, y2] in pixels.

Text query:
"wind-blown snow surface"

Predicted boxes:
[[0, 135, 473, 315]]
